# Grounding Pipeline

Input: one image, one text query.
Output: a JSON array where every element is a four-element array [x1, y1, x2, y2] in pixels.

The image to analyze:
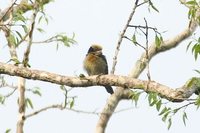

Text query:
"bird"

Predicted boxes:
[[83, 44, 114, 94]]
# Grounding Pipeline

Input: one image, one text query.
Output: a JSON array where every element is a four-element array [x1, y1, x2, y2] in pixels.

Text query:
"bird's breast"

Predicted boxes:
[[83, 54, 107, 75]]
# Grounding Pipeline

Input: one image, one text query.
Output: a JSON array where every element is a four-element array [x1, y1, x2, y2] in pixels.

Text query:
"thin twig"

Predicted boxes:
[[17, 32, 30, 46], [22, 5, 39, 67], [25, 104, 64, 119], [110, 0, 140, 74], [144, 18, 151, 81], [175, 102, 195, 111], [128, 25, 157, 32], [25, 104, 136, 119], [4, 88, 17, 98], [0, 0, 17, 23], [31, 35, 63, 44], [123, 35, 146, 50], [137, 1, 148, 7]]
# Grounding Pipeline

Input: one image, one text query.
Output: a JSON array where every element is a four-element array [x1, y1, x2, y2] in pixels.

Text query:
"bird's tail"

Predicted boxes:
[[104, 85, 114, 94]]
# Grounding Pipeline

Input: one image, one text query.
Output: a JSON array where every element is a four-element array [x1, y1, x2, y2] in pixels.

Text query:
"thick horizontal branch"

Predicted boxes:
[[0, 62, 198, 102]]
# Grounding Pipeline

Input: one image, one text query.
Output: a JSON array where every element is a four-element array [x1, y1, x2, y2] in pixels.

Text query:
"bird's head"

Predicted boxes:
[[87, 44, 103, 55]]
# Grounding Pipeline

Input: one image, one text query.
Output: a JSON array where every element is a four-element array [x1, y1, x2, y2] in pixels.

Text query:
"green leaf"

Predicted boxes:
[[192, 43, 200, 60], [194, 46, 200, 60], [32, 89, 42, 97], [188, 9, 192, 19], [194, 69, 200, 74], [60, 85, 66, 91], [192, 43, 197, 53], [167, 118, 172, 130], [57, 34, 76, 47], [132, 34, 137, 44], [38, 16, 43, 24], [70, 98, 74, 109], [25, 98, 34, 109], [37, 28, 45, 33], [56, 43, 59, 50], [16, 36, 19, 45], [182, 112, 188, 126], [8, 34, 16, 46], [188, 8, 197, 19], [159, 107, 168, 116], [11, 58, 21, 65], [150, 100, 157, 106], [190, 8, 197, 19], [195, 96, 200, 109], [45, 16, 49, 25], [155, 35, 161, 47], [173, 108, 179, 114], [148, 92, 158, 106], [5, 129, 11, 133], [13, 11, 26, 23], [156, 100, 162, 111], [186, 41, 193, 52], [0, 95, 5, 104], [149, 1, 159, 13], [15, 31, 23, 40], [162, 111, 170, 122], [131, 91, 141, 106], [160, 36, 163, 43], [22, 25, 28, 33], [186, 0, 198, 5]]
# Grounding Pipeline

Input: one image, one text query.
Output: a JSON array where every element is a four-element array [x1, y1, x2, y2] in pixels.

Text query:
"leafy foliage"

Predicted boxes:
[[187, 0, 200, 24], [25, 98, 34, 109], [182, 112, 188, 126], [155, 34, 163, 48], [56, 33, 76, 47], [0, 94, 5, 104], [5, 129, 11, 133], [148, 92, 162, 111], [28, 87, 42, 97], [147, 92, 193, 129], [187, 37, 200, 60], [131, 34, 137, 45], [130, 91, 142, 106], [148, 0, 159, 12], [59, 85, 76, 109], [195, 95, 200, 109]]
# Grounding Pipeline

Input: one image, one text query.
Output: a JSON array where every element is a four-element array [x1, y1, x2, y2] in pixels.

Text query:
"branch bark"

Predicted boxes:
[[16, 77, 26, 133], [0, 62, 198, 101]]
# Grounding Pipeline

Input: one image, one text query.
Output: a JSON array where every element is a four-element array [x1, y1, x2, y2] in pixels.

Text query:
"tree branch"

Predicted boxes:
[[0, 62, 198, 101], [96, 3, 200, 132], [129, 18, 199, 78], [111, 0, 141, 74], [22, 3, 38, 67], [25, 103, 136, 119]]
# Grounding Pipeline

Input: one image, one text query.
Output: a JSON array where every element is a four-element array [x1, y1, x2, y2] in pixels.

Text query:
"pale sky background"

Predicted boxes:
[[0, 0, 200, 133]]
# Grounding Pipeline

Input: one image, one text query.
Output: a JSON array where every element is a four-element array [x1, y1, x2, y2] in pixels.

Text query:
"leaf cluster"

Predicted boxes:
[[187, 0, 200, 25], [187, 37, 200, 60]]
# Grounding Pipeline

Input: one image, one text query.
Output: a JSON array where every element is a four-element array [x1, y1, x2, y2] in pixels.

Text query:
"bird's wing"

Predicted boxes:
[[99, 54, 108, 74]]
